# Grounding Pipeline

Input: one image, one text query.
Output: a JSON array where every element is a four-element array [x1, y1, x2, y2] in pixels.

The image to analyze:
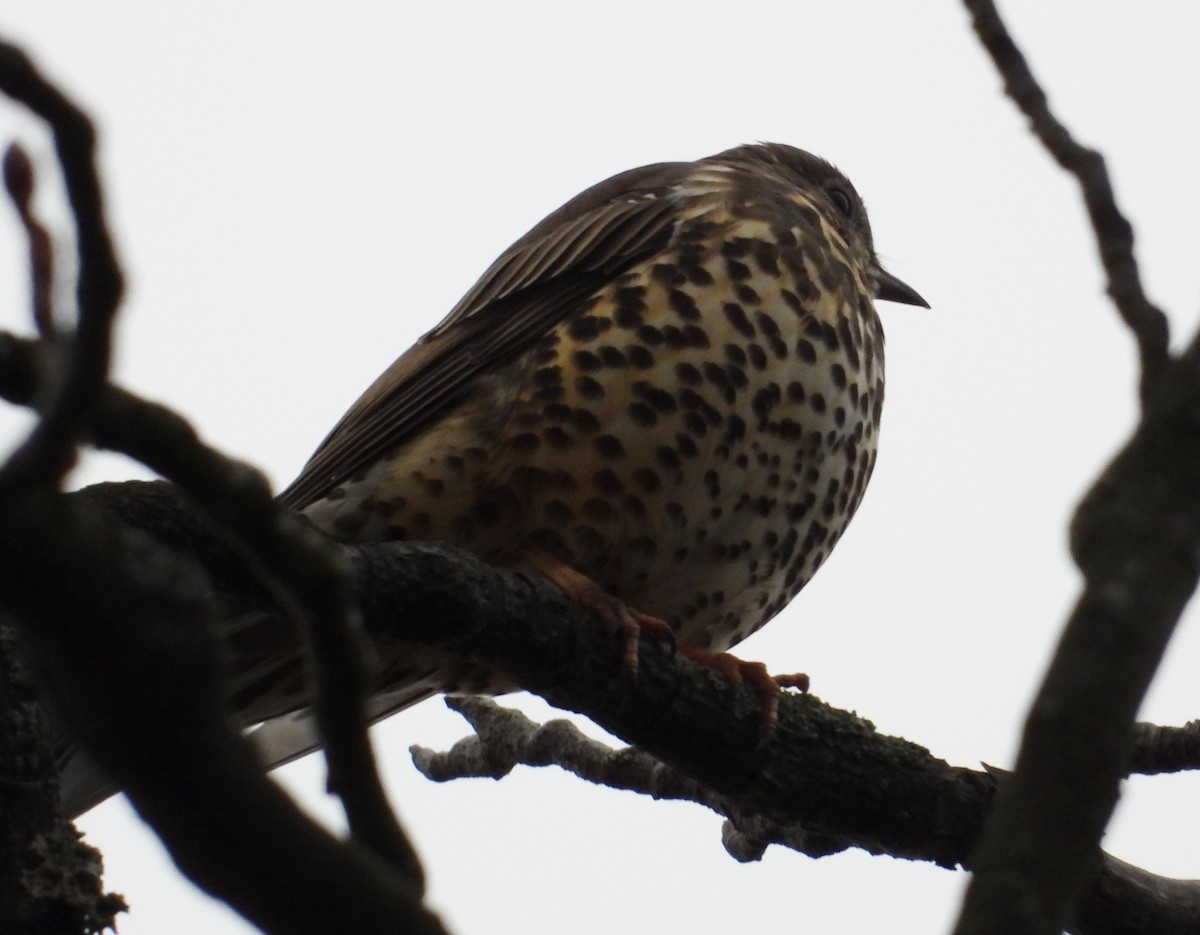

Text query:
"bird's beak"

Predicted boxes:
[[874, 267, 930, 308]]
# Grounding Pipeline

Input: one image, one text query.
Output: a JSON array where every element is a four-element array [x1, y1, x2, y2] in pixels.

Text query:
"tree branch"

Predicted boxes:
[[0, 490, 449, 935], [0, 39, 122, 492], [65, 478, 1200, 935], [0, 34, 419, 884], [963, 0, 1169, 402], [954, 4, 1199, 933]]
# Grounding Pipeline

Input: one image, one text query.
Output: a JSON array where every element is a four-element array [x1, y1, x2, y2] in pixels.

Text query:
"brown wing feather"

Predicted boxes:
[[279, 160, 692, 510]]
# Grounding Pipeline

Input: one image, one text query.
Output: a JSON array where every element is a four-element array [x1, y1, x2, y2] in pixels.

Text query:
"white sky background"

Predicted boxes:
[[1, 2, 1198, 933]]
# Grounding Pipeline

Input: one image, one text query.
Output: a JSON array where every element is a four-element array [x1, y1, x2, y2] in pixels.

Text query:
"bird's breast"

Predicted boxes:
[[306, 214, 885, 652]]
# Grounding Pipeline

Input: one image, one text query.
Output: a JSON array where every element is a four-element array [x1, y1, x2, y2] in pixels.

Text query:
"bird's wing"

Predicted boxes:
[[278, 161, 691, 510]]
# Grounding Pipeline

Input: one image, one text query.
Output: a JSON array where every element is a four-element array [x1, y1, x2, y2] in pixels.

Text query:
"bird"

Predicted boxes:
[[58, 142, 926, 816]]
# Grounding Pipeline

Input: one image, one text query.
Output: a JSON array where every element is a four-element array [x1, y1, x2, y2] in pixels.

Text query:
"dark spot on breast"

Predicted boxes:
[[628, 402, 658, 427], [626, 345, 655, 369], [642, 387, 678, 414], [676, 362, 702, 385], [684, 325, 710, 349], [781, 289, 803, 314], [595, 434, 626, 458], [777, 418, 802, 441], [675, 433, 699, 458], [724, 414, 746, 442], [533, 366, 562, 387], [568, 315, 610, 342], [593, 468, 624, 494], [544, 499, 574, 522], [669, 289, 701, 321], [834, 406, 846, 427], [752, 384, 781, 420], [735, 283, 760, 305], [576, 375, 605, 399], [512, 432, 540, 452], [533, 383, 566, 403], [662, 325, 690, 349], [656, 446, 681, 470], [796, 339, 818, 364], [810, 393, 827, 414], [543, 426, 575, 448], [754, 312, 787, 359], [573, 350, 602, 372], [637, 325, 664, 347], [633, 468, 662, 493], [651, 263, 686, 286], [702, 362, 730, 391], [723, 303, 756, 338], [837, 316, 861, 369], [683, 412, 708, 436], [629, 535, 657, 555], [543, 402, 571, 421], [683, 263, 715, 286], [572, 408, 600, 433], [724, 344, 747, 366], [747, 344, 768, 370], [614, 286, 647, 328], [333, 513, 366, 536], [623, 494, 646, 518], [583, 498, 616, 523], [725, 258, 751, 281], [754, 241, 780, 276], [598, 345, 628, 368], [472, 497, 502, 526]]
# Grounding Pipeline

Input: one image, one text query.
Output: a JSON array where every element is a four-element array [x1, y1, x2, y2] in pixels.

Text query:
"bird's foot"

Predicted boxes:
[[521, 547, 673, 670], [679, 648, 809, 726]]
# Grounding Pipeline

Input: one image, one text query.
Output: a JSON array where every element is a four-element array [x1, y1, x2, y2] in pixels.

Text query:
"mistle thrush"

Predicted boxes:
[[59, 143, 926, 815], [280, 141, 924, 724]]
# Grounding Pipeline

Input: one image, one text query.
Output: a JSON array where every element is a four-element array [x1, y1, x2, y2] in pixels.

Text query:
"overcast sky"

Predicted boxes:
[[1, 3, 1198, 933]]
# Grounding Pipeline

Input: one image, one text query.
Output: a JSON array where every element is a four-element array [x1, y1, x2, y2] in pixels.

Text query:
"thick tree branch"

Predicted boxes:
[[955, 4, 1198, 934], [65, 478, 1200, 935], [0, 624, 124, 934], [0, 35, 427, 925], [0, 490, 449, 935], [0, 39, 416, 882]]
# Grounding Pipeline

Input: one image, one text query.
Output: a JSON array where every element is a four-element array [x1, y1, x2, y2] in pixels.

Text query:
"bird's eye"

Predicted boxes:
[[827, 187, 852, 217]]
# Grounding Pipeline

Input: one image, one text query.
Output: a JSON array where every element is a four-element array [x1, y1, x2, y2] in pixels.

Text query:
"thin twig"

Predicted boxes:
[[2, 144, 55, 337], [1130, 721, 1200, 775], [964, 0, 1170, 402], [0, 39, 123, 492]]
